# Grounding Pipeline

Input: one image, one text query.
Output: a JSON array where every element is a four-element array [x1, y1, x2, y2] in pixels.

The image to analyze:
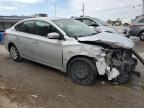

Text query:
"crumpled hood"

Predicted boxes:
[[78, 32, 135, 49]]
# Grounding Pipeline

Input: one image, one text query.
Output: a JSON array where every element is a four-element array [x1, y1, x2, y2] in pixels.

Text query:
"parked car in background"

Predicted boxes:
[[74, 16, 118, 33], [121, 19, 132, 27], [129, 16, 144, 41], [4, 17, 142, 85]]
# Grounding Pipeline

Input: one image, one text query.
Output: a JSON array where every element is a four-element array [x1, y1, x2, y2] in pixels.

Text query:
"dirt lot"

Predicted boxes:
[[0, 38, 144, 108]]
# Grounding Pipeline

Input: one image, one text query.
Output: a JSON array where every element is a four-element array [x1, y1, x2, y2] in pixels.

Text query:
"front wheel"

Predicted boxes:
[[10, 45, 22, 62], [139, 31, 144, 41], [67, 57, 97, 86]]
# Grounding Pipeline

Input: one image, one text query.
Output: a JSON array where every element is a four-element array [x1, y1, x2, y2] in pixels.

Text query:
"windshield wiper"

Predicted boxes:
[[72, 36, 78, 40]]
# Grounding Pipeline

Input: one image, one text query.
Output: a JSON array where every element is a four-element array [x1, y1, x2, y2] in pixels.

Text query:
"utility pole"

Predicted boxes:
[[142, 0, 144, 15], [82, 3, 85, 16], [54, 3, 57, 17]]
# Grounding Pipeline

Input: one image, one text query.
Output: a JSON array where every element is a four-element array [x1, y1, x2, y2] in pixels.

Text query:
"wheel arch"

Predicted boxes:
[[8, 42, 15, 52], [138, 30, 144, 41], [138, 30, 144, 37]]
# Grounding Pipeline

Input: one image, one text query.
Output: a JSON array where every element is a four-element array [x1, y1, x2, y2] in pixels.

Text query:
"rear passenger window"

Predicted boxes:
[[15, 23, 23, 31], [35, 21, 58, 37], [15, 21, 35, 34]]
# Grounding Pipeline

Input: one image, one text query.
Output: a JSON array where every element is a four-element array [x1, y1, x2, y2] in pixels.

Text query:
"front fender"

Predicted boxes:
[[62, 44, 104, 72]]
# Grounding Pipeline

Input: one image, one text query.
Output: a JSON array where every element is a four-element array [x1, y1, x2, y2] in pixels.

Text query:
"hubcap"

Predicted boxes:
[[71, 62, 90, 80], [10, 46, 18, 60]]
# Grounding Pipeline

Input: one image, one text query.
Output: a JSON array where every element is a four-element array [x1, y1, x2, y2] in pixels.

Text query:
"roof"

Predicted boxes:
[[16, 17, 70, 24], [25, 17, 68, 21]]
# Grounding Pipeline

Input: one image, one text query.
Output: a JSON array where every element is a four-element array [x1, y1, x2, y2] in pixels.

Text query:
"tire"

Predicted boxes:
[[139, 31, 144, 41], [9, 45, 22, 62], [126, 35, 130, 38], [67, 57, 97, 86], [124, 23, 129, 27]]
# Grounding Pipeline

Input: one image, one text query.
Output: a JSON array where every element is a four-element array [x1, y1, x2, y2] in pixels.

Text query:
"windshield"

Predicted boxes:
[[93, 18, 108, 26], [53, 19, 98, 37]]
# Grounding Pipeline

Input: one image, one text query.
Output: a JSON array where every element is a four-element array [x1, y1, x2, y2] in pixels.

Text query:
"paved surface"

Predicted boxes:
[[0, 38, 144, 108]]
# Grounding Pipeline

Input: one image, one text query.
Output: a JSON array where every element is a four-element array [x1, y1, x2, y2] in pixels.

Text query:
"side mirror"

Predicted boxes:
[[47, 32, 60, 39]]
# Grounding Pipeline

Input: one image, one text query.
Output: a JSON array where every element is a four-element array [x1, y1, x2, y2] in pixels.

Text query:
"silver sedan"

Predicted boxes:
[[4, 17, 142, 85]]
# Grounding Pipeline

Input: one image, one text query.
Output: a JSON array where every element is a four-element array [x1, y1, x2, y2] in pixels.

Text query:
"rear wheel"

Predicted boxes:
[[9, 45, 22, 61], [68, 57, 97, 86], [139, 31, 144, 41]]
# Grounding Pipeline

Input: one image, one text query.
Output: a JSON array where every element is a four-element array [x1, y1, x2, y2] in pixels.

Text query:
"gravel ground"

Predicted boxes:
[[0, 38, 144, 108]]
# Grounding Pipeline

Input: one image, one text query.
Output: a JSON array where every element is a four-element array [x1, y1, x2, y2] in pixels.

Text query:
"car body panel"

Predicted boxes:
[[129, 16, 144, 36], [62, 38, 104, 72], [78, 32, 135, 49], [32, 35, 63, 70]]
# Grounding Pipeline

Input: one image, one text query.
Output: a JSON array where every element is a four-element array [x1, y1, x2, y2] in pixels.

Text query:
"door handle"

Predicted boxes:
[[15, 37, 20, 40], [32, 41, 39, 44]]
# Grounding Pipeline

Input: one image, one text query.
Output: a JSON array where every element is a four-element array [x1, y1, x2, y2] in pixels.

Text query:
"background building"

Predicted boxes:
[[0, 14, 48, 30], [0, 16, 31, 30]]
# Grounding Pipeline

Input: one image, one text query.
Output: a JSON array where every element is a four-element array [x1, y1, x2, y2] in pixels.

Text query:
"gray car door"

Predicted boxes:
[[14, 20, 36, 59], [32, 21, 63, 70]]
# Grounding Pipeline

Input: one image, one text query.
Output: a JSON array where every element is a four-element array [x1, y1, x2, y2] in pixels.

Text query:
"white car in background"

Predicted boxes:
[[122, 19, 132, 27]]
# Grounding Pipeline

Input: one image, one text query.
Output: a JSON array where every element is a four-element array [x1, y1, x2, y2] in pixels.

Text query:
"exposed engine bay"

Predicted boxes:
[[98, 48, 137, 84], [78, 40, 144, 84]]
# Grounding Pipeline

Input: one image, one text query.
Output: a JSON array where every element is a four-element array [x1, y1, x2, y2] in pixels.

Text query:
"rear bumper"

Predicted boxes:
[[129, 29, 140, 37], [128, 28, 142, 36]]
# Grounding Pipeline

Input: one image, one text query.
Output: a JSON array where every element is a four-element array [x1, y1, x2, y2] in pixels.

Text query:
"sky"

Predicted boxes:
[[0, 0, 143, 20]]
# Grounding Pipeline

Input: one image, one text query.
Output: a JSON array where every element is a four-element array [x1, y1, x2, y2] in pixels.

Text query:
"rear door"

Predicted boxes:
[[14, 20, 36, 58]]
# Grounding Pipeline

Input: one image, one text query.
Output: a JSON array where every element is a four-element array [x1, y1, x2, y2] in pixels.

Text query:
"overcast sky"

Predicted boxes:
[[0, 0, 143, 20]]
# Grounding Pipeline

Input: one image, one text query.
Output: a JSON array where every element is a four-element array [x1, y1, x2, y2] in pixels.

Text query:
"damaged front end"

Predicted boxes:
[[99, 48, 138, 84], [78, 40, 143, 84]]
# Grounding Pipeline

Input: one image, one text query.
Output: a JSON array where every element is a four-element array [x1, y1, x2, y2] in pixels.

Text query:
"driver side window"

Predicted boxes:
[[35, 21, 58, 37]]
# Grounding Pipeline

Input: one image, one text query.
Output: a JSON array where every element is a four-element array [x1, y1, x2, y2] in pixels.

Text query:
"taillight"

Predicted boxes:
[[3, 32, 7, 38], [129, 25, 133, 28]]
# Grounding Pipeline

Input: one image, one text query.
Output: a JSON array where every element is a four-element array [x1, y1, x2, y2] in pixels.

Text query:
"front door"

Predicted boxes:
[[33, 21, 63, 70]]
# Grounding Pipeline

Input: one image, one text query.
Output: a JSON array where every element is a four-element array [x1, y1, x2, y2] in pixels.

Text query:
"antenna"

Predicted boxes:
[[82, 3, 85, 16]]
